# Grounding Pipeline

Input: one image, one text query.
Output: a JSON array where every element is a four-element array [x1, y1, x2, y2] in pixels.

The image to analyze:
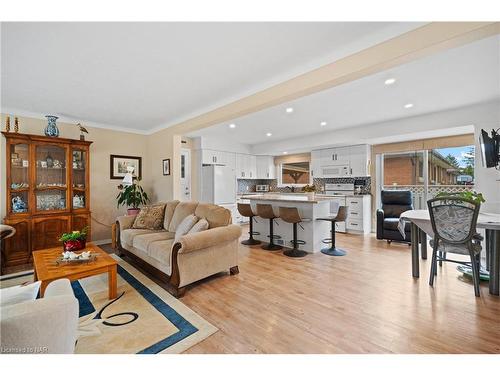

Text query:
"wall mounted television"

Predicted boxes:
[[479, 129, 500, 169]]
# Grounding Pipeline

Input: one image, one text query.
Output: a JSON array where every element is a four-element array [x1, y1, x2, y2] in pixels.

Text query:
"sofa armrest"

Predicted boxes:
[[44, 279, 74, 298], [376, 209, 385, 239], [116, 214, 136, 230], [1, 290, 79, 353], [177, 224, 242, 254]]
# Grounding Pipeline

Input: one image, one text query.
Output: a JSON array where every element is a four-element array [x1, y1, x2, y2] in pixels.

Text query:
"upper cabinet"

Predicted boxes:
[[236, 153, 257, 179], [320, 147, 350, 166], [256, 155, 275, 179], [312, 144, 371, 178], [201, 149, 235, 168], [201, 149, 261, 178], [310, 150, 322, 179], [349, 144, 371, 177]]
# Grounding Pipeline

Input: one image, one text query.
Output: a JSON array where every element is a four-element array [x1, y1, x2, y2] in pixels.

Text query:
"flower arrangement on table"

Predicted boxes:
[[59, 227, 89, 252]]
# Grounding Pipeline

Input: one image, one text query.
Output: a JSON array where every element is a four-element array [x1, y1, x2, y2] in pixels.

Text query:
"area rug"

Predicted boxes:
[[0, 254, 218, 354]]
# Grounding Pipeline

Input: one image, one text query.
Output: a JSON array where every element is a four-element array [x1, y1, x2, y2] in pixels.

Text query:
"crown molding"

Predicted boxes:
[[0, 107, 149, 135]]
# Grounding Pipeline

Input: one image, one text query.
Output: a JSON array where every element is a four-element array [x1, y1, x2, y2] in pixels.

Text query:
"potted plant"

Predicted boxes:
[[436, 190, 485, 205], [60, 227, 88, 252], [116, 178, 150, 215]]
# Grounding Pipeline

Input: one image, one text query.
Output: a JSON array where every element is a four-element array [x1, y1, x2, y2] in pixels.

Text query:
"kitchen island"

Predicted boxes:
[[245, 193, 338, 253]]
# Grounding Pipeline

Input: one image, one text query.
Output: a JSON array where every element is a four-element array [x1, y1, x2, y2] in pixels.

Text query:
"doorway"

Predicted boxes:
[[180, 148, 191, 201]]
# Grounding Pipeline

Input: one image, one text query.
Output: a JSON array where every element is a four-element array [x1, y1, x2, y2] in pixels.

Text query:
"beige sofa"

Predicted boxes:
[[116, 200, 242, 297]]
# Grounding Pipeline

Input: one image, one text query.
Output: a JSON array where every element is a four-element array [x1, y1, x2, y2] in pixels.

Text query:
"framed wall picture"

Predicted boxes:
[[110, 155, 142, 180], [163, 159, 171, 176]]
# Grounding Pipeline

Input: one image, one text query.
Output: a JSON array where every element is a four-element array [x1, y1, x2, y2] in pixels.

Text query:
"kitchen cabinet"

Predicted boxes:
[[202, 149, 218, 164], [310, 150, 322, 178], [236, 154, 257, 179], [248, 155, 257, 179], [201, 149, 234, 165], [221, 151, 236, 169], [201, 149, 273, 179], [345, 195, 372, 234], [256, 155, 275, 179], [236, 154, 246, 178], [349, 144, 371, 176], [326, 194, 371, 234], [317, 144, 370, 177], [320, 147, 349, 166]]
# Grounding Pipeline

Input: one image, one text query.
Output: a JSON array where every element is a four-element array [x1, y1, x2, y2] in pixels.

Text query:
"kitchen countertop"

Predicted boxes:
[[244, 193, 336, 203], [238, 192, 371, 198]]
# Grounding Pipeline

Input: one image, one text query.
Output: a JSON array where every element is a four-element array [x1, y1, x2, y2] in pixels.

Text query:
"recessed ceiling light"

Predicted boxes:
[[320, 121, 327, 126], [228, 123, 236, 128], [285, 107, 294, 113], [404, 103, 414, 109], [266, 132, 272, 137], [283, 151, 288, 155], [384, 78, 396, 85]]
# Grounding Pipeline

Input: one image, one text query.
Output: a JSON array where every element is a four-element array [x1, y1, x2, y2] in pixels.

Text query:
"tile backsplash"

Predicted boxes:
[[237, 179, 276, 193], [238, 177, 371, 195]]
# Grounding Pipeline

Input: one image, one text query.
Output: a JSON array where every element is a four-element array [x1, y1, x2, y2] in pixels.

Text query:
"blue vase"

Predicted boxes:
[[44, 115, 59, 137]]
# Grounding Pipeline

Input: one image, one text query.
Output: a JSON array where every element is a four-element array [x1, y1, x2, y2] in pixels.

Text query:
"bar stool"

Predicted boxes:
[[317, 206, 348, 256], [279, 207, 308, 258], [237, 203, 261, 245], [256, 203, 283, 251]]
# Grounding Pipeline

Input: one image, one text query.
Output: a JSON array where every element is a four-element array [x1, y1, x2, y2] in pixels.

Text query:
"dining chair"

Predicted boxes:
[[427, 196, 482, 296]]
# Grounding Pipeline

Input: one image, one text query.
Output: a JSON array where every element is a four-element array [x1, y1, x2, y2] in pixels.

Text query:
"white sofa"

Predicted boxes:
[[1, 279, 79, 354]]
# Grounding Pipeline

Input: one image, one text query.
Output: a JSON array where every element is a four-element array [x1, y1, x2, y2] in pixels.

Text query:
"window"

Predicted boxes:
[[378, 145, 475, 209], [279, 161, 311, 186]]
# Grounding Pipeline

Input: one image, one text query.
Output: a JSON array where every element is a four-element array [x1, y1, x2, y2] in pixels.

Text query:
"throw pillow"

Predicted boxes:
[[187, 218, 209, 234], [174, 214, 199, 241], [0, 281, 41, 307], [133, 204, 166, 230]]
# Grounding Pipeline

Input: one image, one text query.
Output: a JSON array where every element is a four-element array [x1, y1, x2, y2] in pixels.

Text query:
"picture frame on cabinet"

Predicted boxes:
[[163, 159, 171, 176]]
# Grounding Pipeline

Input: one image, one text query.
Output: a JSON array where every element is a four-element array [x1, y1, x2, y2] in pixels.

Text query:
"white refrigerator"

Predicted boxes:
[[201, 165, 236, 211]]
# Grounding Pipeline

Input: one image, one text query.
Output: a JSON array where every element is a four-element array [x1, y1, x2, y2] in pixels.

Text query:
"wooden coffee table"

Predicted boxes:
[[33, 243, 118, 299]]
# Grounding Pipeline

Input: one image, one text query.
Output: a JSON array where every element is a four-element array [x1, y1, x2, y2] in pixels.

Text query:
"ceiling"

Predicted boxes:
[[189, 35, 500, 146], [1, 22, 421, 132]]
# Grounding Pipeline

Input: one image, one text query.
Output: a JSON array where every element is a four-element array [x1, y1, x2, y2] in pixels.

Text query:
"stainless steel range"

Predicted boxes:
[[324, 183, 355, 195]]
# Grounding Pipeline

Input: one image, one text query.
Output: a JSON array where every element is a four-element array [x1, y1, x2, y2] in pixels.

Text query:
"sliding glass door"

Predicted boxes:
[[377, 145, 475, 210]]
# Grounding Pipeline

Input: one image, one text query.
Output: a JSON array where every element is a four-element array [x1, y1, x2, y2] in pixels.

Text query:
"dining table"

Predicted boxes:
[[399, 209, 500, 296]]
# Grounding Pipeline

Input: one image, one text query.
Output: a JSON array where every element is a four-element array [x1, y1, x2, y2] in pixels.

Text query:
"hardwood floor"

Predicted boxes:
[[104, 228, 499, 353], [180, 230, 500, 354]]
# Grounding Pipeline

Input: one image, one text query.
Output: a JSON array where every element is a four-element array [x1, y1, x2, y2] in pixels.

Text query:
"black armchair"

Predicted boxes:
[[376, 190, 413, 243]]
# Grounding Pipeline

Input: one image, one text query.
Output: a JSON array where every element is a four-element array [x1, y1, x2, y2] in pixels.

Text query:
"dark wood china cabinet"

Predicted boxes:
[[2, 132, 92, 273]]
